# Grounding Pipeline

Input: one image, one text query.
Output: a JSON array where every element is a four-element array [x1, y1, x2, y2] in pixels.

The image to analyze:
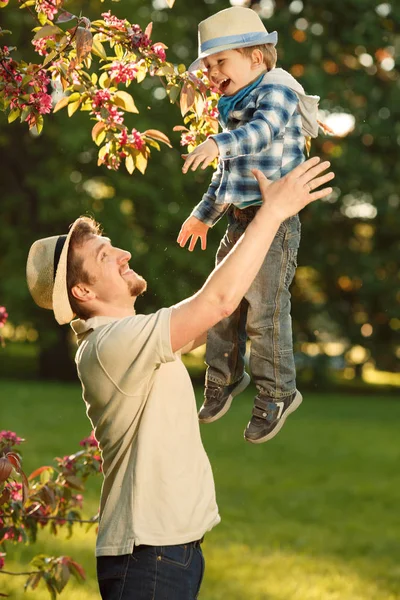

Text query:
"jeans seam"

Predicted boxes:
[[117, 554, 131, 600], [272, 233, 289, 395]]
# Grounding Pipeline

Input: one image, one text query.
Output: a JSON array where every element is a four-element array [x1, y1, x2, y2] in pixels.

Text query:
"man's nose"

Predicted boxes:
[[117, 249, 131, 263]]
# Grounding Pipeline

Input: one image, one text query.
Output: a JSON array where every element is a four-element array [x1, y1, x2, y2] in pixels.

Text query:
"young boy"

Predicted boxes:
[[177, 6, 321, 444]]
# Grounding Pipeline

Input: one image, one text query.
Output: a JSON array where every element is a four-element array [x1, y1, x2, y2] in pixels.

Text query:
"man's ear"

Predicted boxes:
[[251, 49, 264, 68], [70, 283, 96, 304]]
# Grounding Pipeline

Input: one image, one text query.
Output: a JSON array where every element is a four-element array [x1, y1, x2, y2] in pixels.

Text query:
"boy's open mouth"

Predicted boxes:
[[219, 78, 231, 93]]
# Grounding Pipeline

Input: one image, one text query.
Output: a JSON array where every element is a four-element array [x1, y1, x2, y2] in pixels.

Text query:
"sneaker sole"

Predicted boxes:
[[199, 372, 251, 424], [244, 391, 303, 444]]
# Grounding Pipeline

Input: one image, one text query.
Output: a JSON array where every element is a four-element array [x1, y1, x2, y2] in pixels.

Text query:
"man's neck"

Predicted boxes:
[[89, 301, 137, 320]]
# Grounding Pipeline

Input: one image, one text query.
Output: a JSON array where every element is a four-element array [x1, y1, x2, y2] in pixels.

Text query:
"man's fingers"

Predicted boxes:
[[299, 160, 331, 186], [200, 234, 207, 250], [309, 186, 333, 202], [291, 156, 321, 179], [307, 171, 335, 192]]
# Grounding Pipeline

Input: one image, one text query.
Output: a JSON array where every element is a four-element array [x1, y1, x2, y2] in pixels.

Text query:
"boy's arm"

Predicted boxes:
[[190, 163, 228, 227], [211, 86, 299, 160]]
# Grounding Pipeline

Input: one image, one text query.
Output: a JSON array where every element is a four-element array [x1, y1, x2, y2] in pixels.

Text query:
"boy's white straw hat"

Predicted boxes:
[[26, 217, 84, 325], [188, 6, 278, 72]]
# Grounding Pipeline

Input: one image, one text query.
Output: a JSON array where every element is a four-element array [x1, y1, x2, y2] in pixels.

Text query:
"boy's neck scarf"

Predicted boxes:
[[217, 73, 265, 127]]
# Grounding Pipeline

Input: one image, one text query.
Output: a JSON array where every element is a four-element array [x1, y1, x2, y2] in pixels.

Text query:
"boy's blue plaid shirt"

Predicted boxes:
[[190, 83, 306, 226]]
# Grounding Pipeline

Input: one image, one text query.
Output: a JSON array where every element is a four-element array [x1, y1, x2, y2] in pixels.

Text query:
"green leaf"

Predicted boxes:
[[33, 25, 61, 40], [67, 100, 81, 117], [18, 0, 35, 8], [67, 92, 81, 103], [53, 95, 69, 113], [99, 72, 110, 89], [135, 152, 148, 175], [43, 49, 57, 67], [114, 91, 138, 113], [167, 84, 180, 104], [125, 154, 135, 174], [8, 108, 20, 123], [92, 38, 107, 60], [92, 121, 106, 146], [38, 11, 47, 25]]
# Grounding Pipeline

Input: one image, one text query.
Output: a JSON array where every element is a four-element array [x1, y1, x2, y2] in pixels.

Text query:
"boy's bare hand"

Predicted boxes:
[[182, 139, 219, 174], [252, 157, 334, 222], [177, 216, 210, 251]]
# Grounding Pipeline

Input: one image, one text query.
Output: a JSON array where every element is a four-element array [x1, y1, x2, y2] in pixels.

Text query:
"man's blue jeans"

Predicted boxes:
[[97, 541, 205, 599], [206, 210, 301, 399]]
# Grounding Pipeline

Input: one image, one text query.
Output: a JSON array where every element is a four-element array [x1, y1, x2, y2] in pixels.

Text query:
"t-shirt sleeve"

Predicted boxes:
[[94, 307, 177, 390]]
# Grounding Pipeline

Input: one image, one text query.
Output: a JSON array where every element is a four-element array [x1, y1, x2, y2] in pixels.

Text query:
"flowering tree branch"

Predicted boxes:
[[0, 430, 101, 597], [0, 0, 220, 175]]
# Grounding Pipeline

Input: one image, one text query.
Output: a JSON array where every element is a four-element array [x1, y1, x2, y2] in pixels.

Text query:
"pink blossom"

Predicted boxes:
[[0, 555, 5, 570], [130, 128, 144, 151], [32, 36, 55, 57], [180, 132, 196, 147], [5, 482, 23, 502], [151, 44, 166, 62], [108, 61, 138, 84], [80, 431, 99, 448], [29, 92, 52, 115], [101, 11, 127, 31], [0, 430, 23, 445], [92, 89, 111, 110], [118, 128, 128, 146], [128, 24, 151, 49], [35, 0, 58, 20], [73, 494, 83, 508], [106, 105, 124, 126], [0, 307, 8, 328]]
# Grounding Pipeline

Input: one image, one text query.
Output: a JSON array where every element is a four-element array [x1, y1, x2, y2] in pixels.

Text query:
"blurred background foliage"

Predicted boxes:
[[0, 0, 399, 387]]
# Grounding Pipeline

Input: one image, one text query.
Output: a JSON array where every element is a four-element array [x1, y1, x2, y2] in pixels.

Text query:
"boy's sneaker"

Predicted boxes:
[[198, 372, 251, 424], [244, 390, 302, 444]]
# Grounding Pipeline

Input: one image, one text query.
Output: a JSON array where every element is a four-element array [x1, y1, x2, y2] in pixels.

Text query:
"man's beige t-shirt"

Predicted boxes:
[[71, 307, 220, 557]]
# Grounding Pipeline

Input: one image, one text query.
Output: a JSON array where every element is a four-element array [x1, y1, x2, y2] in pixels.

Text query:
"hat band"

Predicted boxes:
[[53, 234, 67, 281], [200, 31, 276, 53]]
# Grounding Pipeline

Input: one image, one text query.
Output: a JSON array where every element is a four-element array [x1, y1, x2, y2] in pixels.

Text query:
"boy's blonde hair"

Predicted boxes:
[[237, 43, 277, 71]]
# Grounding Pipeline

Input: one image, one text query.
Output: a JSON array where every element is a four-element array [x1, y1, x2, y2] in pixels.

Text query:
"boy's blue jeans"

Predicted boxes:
[[97, 541, 205, 600], [205, 209, 301, 399]]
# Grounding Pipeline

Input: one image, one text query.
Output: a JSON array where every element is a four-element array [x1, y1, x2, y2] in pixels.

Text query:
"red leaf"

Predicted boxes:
[[28, 465, 53, 480], [144, 22, 153, 39], [180, 82, 196, 117], [143, 129, 172, 148], [56, 11, 75, 23], [5, 452, 21, 470], [75, 27, 93, 63]]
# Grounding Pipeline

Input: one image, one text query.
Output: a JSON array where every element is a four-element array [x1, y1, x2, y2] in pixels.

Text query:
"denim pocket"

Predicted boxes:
[[97, 554, 130, 581], [284, 247, 298, 289], [157, 543, 193, 568]]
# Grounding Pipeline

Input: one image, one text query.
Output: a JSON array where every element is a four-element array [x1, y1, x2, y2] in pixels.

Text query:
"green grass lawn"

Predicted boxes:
[[1, 379, 400, 599]]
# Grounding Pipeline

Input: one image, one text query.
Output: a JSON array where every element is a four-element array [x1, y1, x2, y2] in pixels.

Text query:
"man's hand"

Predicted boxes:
[[177, 216, 210, 251], [182, 139, 219, 174], [252, 157, 334, 223]]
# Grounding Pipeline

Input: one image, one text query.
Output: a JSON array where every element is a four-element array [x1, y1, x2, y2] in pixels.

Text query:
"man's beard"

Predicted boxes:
[[128, 274, 147, 297]]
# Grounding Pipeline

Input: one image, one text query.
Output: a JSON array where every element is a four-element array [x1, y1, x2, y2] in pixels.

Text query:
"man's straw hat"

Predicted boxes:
[[188, 6, 277, 72], [26, 217, 83, 325]]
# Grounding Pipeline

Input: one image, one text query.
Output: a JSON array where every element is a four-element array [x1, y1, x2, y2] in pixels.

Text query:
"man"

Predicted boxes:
[[26, 158, 333, 599]]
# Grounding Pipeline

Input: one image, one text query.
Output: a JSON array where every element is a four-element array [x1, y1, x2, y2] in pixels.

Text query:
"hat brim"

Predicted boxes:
[[52, 217, 85, 325], [188, 31, 278, 72]]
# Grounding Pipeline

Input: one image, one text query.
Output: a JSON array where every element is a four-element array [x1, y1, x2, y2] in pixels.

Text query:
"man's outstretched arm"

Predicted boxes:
[[170, 157, 334, 353]]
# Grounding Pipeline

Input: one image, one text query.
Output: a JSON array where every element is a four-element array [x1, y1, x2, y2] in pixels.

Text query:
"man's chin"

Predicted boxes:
[[129, 277, 147, 297]]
